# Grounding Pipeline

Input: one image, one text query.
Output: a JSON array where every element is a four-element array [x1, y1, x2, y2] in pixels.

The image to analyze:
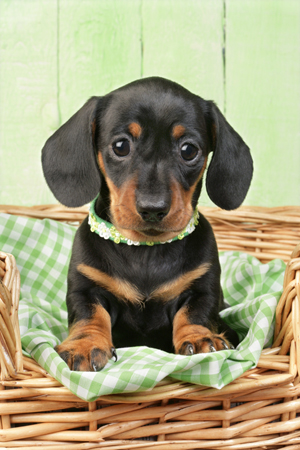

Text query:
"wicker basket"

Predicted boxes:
[[0, 204, 300, 449]]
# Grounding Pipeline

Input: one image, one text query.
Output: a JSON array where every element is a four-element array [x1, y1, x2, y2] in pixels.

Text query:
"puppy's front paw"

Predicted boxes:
[[57, 304, 116, 371], [56, 335, 117, 371], [177, 332, 232, 355], [173, 307, 234, 355]]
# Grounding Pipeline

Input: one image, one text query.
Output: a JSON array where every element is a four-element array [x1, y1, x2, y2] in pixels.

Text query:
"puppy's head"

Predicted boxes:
[[42, 77, 253, 242]]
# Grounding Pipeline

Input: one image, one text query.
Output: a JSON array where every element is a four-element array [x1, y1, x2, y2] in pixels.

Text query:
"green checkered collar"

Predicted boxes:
[[88, 195, 199, 246]]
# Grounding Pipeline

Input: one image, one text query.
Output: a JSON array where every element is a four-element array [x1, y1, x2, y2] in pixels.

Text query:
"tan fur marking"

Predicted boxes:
[[98, 154, 138, 228], [98, 153, 107, 176], [78, 263, 144, 305], [173, 306, 229, 354], [172, 156, 208, 215], [153, 263, 210, 302], [128, 122, 142, 139], [98, 154, 143, 241], [173, 306, 212, 353], [115, 224, 187, 244], [95, 160, 163, 242], [69, 304, 111, 340], [199, 156, 208, 179], [78, 262, 209, 306], [97, 152, 208, 244], [55, 304, 113, 371], [104, 175, 121, 212], [172, 125, 186, 139]]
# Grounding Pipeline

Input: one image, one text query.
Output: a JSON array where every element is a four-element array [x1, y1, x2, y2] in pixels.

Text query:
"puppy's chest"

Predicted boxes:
[[115, 249, 184, 301], [102, 243, 208, 304], [78, 235, 209, 305]]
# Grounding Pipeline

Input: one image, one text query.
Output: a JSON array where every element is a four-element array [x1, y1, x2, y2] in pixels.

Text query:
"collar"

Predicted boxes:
[[88, 195, 199, 246]]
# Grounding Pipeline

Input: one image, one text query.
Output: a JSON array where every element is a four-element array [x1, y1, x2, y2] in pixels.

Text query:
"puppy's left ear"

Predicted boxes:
[[204, 101, 253, 210]]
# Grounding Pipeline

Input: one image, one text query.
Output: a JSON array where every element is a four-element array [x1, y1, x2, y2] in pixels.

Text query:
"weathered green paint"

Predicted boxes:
[[0, 0, 59, 204], [0, 0, 299, 207], [142, 0, 225, 105], [58, 0, 142, 122], [226, 0, 300, 207]]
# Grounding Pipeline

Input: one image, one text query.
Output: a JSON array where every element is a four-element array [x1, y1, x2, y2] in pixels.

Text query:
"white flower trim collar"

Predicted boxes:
[[89, 195, 199, 246]]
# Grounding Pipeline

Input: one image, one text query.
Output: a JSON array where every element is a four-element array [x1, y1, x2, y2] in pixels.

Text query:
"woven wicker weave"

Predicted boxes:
[[0, 204, 300, 449]]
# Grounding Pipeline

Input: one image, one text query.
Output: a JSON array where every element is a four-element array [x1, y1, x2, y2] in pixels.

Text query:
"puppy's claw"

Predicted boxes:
[[92, 362, 101, 372], [111, 347, 118, 362], [176, 332, 233, 355], [215, 336, 233, 350], [186, 344, 194, 355]]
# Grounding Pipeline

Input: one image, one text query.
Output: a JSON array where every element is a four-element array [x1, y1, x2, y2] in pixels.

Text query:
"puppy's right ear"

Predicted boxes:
[[42, 97, 102, 207]]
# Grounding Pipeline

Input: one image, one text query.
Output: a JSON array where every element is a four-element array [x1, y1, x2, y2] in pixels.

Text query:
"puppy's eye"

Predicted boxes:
[[181, 143, 199, 161], [112, 139, 130, 157]]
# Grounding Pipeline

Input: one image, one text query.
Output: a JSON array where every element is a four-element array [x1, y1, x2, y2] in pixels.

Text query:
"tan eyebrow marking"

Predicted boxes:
[[172, 125, 186, 140], [128, 122, 142, 139], [77, 264, 144, 305]]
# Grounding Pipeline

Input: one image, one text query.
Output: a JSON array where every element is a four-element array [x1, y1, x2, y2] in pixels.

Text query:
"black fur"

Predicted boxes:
[[42, 77, 252, 371]]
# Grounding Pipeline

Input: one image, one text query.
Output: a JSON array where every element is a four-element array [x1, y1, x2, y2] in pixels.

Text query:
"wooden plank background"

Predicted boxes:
[[0, 0, 299, 207]]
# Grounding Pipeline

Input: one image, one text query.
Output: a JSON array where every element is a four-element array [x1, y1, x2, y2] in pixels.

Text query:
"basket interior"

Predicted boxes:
[[0, 205, 299, 448]]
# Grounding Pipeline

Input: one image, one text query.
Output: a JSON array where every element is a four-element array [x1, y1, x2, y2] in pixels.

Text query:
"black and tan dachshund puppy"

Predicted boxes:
[[42, 77, 253, 371]]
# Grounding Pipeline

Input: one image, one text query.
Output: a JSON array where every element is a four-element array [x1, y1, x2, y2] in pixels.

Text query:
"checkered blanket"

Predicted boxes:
[[0, 213, 285, 401]]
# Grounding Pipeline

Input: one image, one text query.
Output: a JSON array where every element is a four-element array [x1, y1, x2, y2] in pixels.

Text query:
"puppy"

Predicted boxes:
[[42, 77, 253, 371]]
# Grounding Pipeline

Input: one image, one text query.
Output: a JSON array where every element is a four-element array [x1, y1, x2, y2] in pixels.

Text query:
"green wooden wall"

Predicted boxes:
[[0, 0, 299, 207]]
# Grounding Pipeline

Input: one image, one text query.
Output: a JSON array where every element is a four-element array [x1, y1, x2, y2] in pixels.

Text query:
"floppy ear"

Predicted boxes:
[[205, 101, 253, 210], [41, 96, 102, 207]]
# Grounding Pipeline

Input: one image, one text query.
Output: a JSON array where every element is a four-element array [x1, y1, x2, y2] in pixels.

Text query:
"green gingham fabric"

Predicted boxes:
[[0, 213, 285, 402]]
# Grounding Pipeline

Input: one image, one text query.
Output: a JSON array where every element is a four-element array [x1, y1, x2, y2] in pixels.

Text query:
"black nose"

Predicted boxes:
[[137, 200, 170, 223]]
